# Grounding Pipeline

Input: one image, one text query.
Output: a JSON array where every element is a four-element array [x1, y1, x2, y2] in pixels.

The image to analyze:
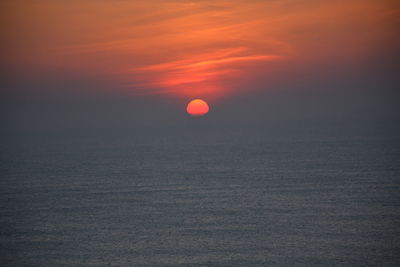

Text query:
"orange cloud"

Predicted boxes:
[[2, 0, 398, 98], [131, 46, 282, 97]]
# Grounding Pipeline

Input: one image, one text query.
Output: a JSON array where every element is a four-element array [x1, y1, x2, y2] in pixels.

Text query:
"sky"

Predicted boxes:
[[1, 0, 399, 130]]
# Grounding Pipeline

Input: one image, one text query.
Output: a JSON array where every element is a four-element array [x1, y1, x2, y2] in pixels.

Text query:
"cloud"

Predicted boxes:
[[2, 0, 397, 98]]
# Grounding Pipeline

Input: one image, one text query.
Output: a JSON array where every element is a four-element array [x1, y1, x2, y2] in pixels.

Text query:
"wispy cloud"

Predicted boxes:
[[130, 46, 282, 96], [137, 55, 280, 72], [3, 0, 397, 97]]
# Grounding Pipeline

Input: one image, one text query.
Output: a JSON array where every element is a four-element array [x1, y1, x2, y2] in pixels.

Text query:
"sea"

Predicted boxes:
[[1, 120, 399, 266]]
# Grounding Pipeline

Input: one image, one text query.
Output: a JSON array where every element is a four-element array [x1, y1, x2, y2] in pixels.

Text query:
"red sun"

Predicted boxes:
[[186, 99, 209, 116]]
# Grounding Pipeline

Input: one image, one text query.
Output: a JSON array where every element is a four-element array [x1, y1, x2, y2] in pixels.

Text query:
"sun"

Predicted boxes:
[[186, 99, 209, 116]]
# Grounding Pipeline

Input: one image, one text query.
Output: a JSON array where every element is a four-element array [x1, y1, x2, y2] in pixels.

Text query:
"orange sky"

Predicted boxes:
[[1, 0, 398, 99]]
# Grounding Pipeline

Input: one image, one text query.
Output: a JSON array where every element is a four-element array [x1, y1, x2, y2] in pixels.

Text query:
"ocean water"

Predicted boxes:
[[1, 121, 399, 266]]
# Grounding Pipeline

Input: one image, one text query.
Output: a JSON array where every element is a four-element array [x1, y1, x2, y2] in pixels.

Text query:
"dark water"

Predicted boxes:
[[1, 122, 400, 266]]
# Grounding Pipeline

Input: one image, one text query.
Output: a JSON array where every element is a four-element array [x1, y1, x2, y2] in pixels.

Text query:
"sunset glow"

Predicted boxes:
[[2, 0, 398, 99], [1, 2, 399, 264]]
